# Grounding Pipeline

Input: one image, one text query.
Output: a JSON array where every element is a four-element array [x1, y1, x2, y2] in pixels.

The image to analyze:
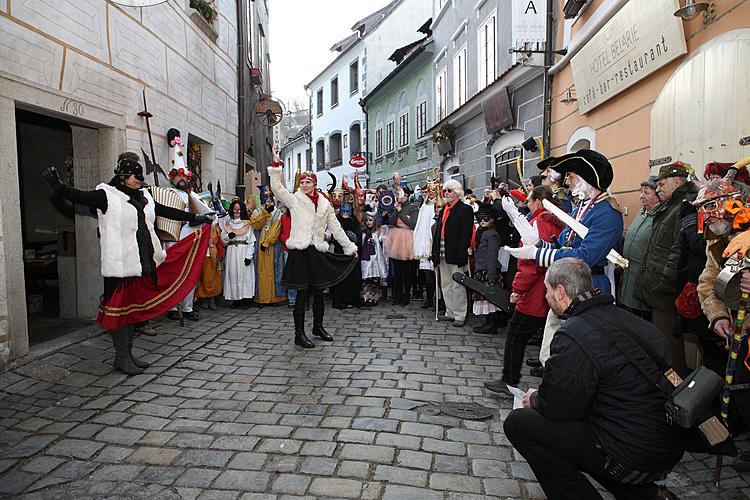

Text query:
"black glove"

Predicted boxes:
[[194, 213, 215, 224], [265, 205, 274, 213], [260, 244, 268, 252], [244, 258, 252, 266], [42, 166, 63, 189], [228, 232, 236, 239]]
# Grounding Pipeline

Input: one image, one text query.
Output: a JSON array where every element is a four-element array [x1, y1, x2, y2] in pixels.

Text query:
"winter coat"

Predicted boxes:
[[637, 181, 698, 311], [620, 208, 655, 311], [512, 208, 564, 317], [697, 234, 733, 331], [474, 228, 501, 281], [388, 201, 419, 229], [432, 201, 474, 266], [532, 293, 684, 472], [268, 166, 356, 255]]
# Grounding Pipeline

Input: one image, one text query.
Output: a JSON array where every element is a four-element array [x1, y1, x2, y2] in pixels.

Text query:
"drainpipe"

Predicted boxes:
[[485, 132, 500, 187], [236, 0, 247, 199], [359, 97, 368, 187], [542, 0, 554, 156], [305, 86, 312, 169]]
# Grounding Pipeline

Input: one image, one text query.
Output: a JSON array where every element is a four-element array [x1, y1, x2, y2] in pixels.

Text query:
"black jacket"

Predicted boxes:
[[432, 201, 474, 266], [532, 293, 684, 472], [388, 201, 419, 229]]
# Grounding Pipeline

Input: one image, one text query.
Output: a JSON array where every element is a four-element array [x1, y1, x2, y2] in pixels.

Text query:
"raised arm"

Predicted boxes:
[[268, 165, 297, 210], [43, 166, 108, 211]]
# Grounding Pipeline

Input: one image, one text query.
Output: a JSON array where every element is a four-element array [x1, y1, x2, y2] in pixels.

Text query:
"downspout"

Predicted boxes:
[[541, 0, 555, 155], [236, 0, 247, 199], [306, 86, 312, 169], [486, 132, 500, 187], [359, 98, 368, 187]]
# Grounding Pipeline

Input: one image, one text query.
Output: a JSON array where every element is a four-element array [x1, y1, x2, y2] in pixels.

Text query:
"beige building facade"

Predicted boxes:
[[0, 0, 241, 368], [549, 0, 750, 223]]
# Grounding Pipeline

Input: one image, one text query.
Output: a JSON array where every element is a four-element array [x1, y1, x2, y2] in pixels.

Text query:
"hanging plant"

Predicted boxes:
[[432, 122, 455, 144], [190, 0, 218, 24]]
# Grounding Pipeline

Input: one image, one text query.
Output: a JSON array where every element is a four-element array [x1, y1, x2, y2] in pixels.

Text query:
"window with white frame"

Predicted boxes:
[[331, 77, 339, 108], [416, 101, 427, 138], [375, 129, 383, 158], [435, 68, 447, 121], [399, 112, 409, 147], [316, 89, 323, 116], [453, 47, 467, 109], [349, 60, 359, 94], [386, 121, 395, 153], [478, 15, 496, 90]]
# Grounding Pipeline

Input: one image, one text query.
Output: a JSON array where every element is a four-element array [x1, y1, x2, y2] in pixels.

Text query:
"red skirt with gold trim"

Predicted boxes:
[[97, 224, 211, 331]]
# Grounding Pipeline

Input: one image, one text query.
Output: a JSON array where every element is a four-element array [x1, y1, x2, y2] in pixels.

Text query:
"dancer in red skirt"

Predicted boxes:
[[268, 147, 358, 348], [42, 152, 213, 375]]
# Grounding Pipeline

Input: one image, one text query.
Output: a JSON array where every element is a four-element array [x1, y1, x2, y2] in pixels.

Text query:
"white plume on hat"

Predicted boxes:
[[443, 179, 464, 199]]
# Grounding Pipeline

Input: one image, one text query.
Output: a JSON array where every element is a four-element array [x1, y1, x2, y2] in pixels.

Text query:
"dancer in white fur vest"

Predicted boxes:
[[268, 147, 357, 348], [42, 152, 213, 375]]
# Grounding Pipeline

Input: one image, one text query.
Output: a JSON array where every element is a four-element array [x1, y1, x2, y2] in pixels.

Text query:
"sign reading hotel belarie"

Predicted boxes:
[[571, 0, 687, 114]]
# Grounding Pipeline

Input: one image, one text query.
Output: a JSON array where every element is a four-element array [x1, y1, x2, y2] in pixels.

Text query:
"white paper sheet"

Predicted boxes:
[[507, 384, 527, 410]]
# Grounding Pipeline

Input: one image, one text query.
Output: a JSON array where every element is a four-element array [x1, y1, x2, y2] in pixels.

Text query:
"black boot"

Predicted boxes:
[[312, 292, 333, 341], [293, 311, 315, 348], [110, 329, 144, 375], [473, 312, 499, 334], [127, 332, 149, 369]]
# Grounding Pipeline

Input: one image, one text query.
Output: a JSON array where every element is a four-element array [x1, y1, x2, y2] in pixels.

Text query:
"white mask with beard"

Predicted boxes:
[[571, 176, 599, 201]]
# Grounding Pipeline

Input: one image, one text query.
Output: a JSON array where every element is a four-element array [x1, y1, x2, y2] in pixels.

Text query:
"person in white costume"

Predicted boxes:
[[221, 200, 256, 306]]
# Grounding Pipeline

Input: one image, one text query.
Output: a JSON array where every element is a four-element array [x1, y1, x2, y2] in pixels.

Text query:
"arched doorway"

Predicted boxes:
[[651, 29, 750, 178]]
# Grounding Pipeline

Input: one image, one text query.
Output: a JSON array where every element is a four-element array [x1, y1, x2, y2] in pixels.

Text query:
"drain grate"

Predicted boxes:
[[415, 404, 441, 416], [439, 402, 494, 420]]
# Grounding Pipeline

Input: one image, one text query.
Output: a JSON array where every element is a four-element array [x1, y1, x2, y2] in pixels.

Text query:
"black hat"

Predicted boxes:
[[475, 202, 498, 219], [537, 149, 613, 191], [114, 157, 144, 181]]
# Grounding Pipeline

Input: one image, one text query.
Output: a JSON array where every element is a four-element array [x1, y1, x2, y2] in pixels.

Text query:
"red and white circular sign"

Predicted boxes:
[[349, 155, 366, 168]]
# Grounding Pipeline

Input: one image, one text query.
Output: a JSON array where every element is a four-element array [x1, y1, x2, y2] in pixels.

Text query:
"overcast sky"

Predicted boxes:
[[268, 0, 393, 110]]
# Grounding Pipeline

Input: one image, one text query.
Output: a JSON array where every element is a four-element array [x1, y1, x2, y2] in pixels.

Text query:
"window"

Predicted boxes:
[[349, 60, 359, 94], [399, 113, 408, 148], [316, 89, 323, 116], [375, 129, 383, 158], [416, 101, 427, 138], [453, 47, 467, 109], [330, 133, 342, 166], [386, 121, 395, 153], [435, 68, 447, 120], [245, 2, 253, 65], [478, 15, 496, 90], [296, 152, 302, 170], [316, 139, 325, 167], [331, 77, 339, 108]]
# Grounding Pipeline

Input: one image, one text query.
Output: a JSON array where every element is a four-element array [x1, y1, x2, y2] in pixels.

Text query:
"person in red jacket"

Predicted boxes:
[[486, 186, 564, 391]]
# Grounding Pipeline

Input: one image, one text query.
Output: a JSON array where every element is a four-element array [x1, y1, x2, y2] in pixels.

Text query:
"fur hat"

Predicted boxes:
[[442, 179, 464, 199]]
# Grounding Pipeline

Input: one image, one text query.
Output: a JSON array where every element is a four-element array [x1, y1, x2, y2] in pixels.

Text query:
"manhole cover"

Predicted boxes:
[[439, 402, 494, 420], [415, 405, 441, 416]]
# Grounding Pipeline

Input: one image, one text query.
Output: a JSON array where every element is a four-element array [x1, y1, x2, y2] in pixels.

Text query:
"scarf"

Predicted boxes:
[[307, 190, 319, 209], [361, 228, 376, 261], [441, 199, 458, 239]]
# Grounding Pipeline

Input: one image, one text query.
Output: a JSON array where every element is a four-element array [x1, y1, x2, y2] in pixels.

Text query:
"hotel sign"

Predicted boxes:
[[570, 0, 687, 114]]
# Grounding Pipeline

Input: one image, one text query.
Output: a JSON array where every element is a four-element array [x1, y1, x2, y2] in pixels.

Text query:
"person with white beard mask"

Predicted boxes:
[[504, 150, 624, 366]]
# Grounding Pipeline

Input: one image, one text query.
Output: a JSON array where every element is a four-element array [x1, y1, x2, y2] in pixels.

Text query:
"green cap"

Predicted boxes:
[[657, 162, 690, 180]]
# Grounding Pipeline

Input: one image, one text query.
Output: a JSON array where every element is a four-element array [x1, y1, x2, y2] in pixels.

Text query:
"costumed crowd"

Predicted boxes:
[[41, 133, 750, 499]]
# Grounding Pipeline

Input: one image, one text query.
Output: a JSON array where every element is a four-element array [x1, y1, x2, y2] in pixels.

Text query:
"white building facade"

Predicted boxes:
[[306, 0, 432, 189], [0, 0, 242, 367]]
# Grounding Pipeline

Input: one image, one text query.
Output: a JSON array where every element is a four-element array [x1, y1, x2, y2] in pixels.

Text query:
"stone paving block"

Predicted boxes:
[[212, 470, 270, 491], [228, 452, 267, 470], [175, 449, 234, 468], [50, 459, 99, 479], [435, 454, 469, 474], [422, 437, 466, 456], [397, 450, 434, 470], [467, 444, 514, 461], [374, 464, 429, 487], [262, 455, 299, 473], [124, 415, 172, 431], [95, 445, 134, 462], [446, 428, 492, 445], [338, 460, 371, 479], [167, 432, 215, 448], [4, 435, 57, 458], [136, 465, 185, 485], [300, 456, 338, 475], [174, 467, 221, 488], [68, 423, 105, 439], [0, 470, 40, 495], [382, 484, 443, 499], [255, 438, 302, 455], [139, 431, 177, 447], [337, 428, 376, 444], [340, 443, 395, 464], [376, 432, 421, 450], [210, 435, 260, 451], [511, 461, 536, 480], [472, 458, 509, 478], [484, 478, 521, 497], [127, 446, 182, 465], [95, 427, 146, 445], [309, 477, 363, 498], [90, 464, 143, 481], [430, 472, 482, 493], [22, 456, 65, 474], [300, 441, 337, 457], [47, 438, 104, 459], [352, 417, 399, 432], [401, 422, 445, 439], [271, 473, 311, 495]]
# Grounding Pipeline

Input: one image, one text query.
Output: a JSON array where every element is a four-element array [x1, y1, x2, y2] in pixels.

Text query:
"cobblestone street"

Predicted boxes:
[[1, 303, 749, 499]]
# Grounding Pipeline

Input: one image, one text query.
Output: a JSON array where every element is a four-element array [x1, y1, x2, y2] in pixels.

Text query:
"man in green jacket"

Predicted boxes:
[[636, 162, 698, 374]]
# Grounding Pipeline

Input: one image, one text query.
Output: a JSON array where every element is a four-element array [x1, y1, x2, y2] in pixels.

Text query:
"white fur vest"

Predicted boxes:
[[97, 183, 166, 278], [268, 166, 357, 255]]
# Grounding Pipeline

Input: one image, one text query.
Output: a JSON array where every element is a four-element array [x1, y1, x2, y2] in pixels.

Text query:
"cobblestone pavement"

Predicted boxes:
[[0, 302, 749, 499]]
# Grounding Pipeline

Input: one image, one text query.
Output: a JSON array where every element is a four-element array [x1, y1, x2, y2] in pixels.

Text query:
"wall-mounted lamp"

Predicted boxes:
[[560, 87, 577, 104], [674, 0, 709, 20]]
